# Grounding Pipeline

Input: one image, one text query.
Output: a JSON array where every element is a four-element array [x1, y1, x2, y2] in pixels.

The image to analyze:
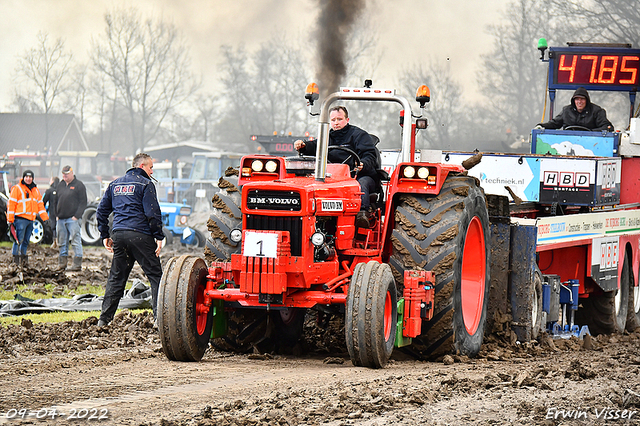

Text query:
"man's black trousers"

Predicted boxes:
[[100, 230, 162, 323]]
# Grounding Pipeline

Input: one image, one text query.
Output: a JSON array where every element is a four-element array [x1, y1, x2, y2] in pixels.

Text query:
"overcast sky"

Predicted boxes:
[[0, 0, 510, 110]]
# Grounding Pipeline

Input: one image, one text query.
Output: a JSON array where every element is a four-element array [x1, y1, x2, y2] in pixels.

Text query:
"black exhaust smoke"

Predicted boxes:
[[315, 0, 366, 98]]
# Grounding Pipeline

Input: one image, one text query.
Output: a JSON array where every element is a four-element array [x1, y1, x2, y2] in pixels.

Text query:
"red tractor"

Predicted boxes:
[[158, 83, 491, 368]]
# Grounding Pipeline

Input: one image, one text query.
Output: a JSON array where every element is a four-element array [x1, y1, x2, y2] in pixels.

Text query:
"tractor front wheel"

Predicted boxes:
[[346, 261, 397, 368], [158, 255, 213, 361]]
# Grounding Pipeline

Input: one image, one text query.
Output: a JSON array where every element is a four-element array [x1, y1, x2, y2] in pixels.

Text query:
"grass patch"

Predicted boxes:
[[0, 242, 12, 248], [0, 283, 106, 301], [0, 309, 151, 326], [0, 282, 142, 325]]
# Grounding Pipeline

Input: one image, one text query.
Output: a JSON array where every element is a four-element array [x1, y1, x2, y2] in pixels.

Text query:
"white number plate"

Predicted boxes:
[[321, 200, 343, 211], [243, 231, 278, 258]]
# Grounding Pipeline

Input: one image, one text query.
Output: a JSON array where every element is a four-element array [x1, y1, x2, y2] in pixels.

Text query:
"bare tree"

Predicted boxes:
[[91, 8, 199, 154], [215, 36, 313, 150], [477, 0, 554, 138], [13, 32, 75, 115], [548, 0, 640, 45]]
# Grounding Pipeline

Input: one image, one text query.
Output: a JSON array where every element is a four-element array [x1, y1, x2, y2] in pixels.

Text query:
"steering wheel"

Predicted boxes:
[[327, 146, 361, 172], [563, 125, 592, 132]]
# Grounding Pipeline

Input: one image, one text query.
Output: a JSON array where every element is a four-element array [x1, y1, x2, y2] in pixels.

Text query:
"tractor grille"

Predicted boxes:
[[246, 190, 301, 211], [245, 215, 303, 256]]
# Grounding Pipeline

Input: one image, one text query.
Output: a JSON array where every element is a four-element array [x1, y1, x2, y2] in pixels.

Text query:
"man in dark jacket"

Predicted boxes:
[[56, 166, 87, 271], [96, 153, 164, 327], [538, 87, 613, 131], [294, 106, 380, 227]]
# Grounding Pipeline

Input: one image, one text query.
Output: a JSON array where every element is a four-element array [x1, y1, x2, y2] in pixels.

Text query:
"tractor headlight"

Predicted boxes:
[[229, 228, 242, 243], [265, 160, 278, 173], [179, 215, 188, 225], [311, 231, 325, 247], [417, 167, 430, 179], [403, 166, 416, 178], [251, 160, 264, 172]]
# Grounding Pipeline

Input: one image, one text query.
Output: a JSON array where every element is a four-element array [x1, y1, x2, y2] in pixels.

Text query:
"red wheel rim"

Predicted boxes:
[[195, 283, 207, 336], [461, 216, 486, 335], [383, 290, 392, 341]]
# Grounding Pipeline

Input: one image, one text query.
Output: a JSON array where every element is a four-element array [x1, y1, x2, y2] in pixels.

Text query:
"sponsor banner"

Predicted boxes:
[[590, 236, 619, 290], [536, 209, 640, 246], [532, 130, 617, 157], [441, 153, 540, 202], [539, 157, 596, 205], [595, 158, 621, 205]]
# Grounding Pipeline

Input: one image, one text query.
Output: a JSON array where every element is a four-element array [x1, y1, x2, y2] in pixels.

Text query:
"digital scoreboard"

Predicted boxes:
[[549, 46, 640, 91]]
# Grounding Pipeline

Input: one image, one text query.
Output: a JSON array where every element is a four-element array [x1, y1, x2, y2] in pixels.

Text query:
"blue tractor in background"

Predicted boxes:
[[160, 201, 205, 247]]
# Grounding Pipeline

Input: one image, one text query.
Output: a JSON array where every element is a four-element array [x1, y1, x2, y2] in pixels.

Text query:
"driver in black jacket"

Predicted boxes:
[[537, 87, 613, 131], [294, 106, 379, 228]]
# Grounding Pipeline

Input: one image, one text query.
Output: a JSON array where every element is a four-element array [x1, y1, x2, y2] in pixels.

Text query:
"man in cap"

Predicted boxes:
[[56, 165, 87, 271], [6, 170, 49, 266], [538, 87, 613, 131]]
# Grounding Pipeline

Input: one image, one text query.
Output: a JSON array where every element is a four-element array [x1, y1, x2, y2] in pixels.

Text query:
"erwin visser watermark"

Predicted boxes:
[[545, 407, 637, 421]]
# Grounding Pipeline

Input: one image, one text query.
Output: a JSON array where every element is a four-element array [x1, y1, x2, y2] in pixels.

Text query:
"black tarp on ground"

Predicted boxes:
[[0, 279, 151, 316]]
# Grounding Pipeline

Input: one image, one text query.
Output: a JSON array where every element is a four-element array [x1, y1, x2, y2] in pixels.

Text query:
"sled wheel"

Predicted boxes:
[[389, 175, 491, 359], [578, 250, 630, 334], [531, 267, 544, 339], [627, 259, 640, 331], [205, 177, 242, 263], [158, 255, 213, 361], [346, 261, 397, 368]]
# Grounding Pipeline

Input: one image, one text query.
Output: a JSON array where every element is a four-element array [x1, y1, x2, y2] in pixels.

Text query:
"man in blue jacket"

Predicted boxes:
[[96, 153, 164, 327]]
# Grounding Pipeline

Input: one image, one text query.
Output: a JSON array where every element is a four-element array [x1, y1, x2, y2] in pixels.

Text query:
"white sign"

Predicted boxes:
[[195, 189, 207, 198], [321, 200, 344, 212], [536, 210, 640, 246], [243, 231, 278, 258]]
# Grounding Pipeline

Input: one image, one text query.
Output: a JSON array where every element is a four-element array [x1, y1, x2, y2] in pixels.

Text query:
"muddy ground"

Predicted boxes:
[[1, 243, 640, 425]]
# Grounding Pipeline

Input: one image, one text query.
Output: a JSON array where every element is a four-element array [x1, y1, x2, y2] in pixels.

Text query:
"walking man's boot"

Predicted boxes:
[[58, 256, 68, 270]]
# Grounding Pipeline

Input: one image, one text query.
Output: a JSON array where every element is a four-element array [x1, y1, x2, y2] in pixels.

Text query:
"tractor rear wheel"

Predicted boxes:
[[389, 175, 490, 359], [158, 255, 213, 361], [346, 261, 397, 368], [578, 251, 629, 334], [205, 177, 242, 263]]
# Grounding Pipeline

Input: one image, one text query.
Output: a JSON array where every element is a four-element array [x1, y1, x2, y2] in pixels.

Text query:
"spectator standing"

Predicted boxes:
[[56, 166, 87, 271], [6, 170, 49, 266], [96, 153, 164, 327], [43, 176, 60, 249]]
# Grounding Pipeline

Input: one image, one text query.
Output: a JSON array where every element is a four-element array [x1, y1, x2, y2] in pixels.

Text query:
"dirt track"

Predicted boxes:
[[2, 245, 640, 425]]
